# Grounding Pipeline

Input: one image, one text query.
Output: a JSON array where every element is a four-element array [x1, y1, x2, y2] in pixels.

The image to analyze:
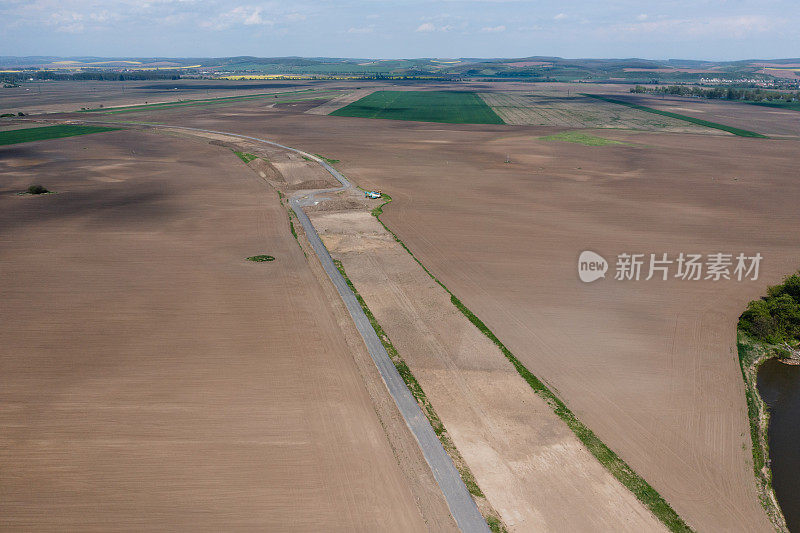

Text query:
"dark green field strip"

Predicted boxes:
[[331, 90, 504, 124], [584, 94, 767, 138], [79, 89, 338, 114], [0, 125, 120, 146], [370, 194, 694, 533], [748, 100, 800, 111]]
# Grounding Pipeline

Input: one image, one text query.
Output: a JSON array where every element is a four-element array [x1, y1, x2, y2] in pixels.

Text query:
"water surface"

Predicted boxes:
[[758, 358, 800, 531]]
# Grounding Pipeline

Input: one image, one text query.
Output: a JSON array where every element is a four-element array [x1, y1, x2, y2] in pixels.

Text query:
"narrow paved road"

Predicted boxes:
[[77, 121, 489, 533]]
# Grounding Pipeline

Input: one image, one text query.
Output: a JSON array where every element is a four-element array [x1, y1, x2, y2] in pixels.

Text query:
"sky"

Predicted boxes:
[[1, 0, 797, 60]]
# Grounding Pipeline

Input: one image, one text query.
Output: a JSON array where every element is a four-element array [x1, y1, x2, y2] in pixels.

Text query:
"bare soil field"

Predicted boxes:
[[118, 103, 800, 531], [309, 201, 666, 532], [0, 128, 455, 531]]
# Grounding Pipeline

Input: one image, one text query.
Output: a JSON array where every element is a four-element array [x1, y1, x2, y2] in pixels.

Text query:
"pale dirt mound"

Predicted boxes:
[[286, 179, 334, 190]]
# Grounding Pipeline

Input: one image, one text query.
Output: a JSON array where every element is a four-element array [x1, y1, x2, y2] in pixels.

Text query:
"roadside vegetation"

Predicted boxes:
[[540, 131, 625, 146], [333, 258, 507, 533], [233, 150, 258, 163], [0, 125, 119, 146], [331, 90, 504, 125], [314, 154, 340, 164], [584, 94, 767, 138], [735, 271, 800, 531], [370, 193, 694, 533]]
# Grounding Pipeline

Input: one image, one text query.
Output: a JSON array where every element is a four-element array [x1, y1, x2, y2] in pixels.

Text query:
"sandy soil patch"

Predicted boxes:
[[310, 204, 667, 532]]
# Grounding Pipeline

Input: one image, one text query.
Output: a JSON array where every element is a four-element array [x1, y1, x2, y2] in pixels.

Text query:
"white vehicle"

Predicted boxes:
[[364, 190, 382, 199]]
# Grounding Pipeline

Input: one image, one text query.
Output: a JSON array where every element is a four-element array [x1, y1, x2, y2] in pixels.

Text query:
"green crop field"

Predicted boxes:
[[331, 90, 505, 124], [0, 125, 120, 146]]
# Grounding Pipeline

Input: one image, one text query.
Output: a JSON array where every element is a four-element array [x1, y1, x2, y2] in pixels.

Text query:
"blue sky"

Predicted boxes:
[[1, 0, 797, 60]]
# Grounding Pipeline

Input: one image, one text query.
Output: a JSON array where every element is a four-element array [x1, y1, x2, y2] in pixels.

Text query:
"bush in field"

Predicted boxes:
[[740, 272, 800, 349], [26, 184, 50, 195]]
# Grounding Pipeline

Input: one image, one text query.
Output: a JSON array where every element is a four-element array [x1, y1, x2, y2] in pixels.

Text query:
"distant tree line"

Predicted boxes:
[[631, 84, 800, 103], [1, 70, 182, 82], [740, 272, 800, 355]]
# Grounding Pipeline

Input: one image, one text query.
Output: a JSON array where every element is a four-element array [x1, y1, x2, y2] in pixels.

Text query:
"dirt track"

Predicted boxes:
[[0, 129, 455, 531]]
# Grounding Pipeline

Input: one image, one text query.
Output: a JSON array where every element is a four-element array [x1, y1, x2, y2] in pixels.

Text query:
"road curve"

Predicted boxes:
[[76, 121, 489, 533]]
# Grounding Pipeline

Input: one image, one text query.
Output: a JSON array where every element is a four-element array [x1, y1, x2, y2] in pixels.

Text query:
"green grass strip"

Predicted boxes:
[[315, 154, 340, 164], [0, 125, 119, 146], [584, 94, 767, 138], [370, 193, 694, 533], [331, 90, 504, 125], [540, 131, 625, 146], [332, 258, 506, 533], [233, 150, 258, 164]]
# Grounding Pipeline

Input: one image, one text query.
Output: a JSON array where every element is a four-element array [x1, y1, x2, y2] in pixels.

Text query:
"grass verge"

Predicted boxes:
[[540, 131, 626, 146], [370, 193, 694, 533], [737, 333, 790, 532], [315, 154, 340, 164], [0, 125, 119, 146], [583, 94, 767, 138], [332, 258, 507, 533]]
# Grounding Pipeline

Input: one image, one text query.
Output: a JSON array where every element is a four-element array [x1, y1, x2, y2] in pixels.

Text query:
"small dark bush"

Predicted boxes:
[[246, 254, 275, 262], [27, 184, 49, 195]]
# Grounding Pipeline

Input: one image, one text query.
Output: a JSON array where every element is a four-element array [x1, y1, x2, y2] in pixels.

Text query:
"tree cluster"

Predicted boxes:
[[740, 272, 800, 353], [631, 84, 799, 103]]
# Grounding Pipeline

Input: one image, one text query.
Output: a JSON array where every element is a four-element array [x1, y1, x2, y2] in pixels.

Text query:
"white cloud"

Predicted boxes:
[[554, 13, 567, 20], [616, 15, 775, 39], [415, 21, 454, 32], [480, 25, 506, 32], [201, 5, 274, 30], [347, 26, 373, 34], [636, 14, 648, 21]]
